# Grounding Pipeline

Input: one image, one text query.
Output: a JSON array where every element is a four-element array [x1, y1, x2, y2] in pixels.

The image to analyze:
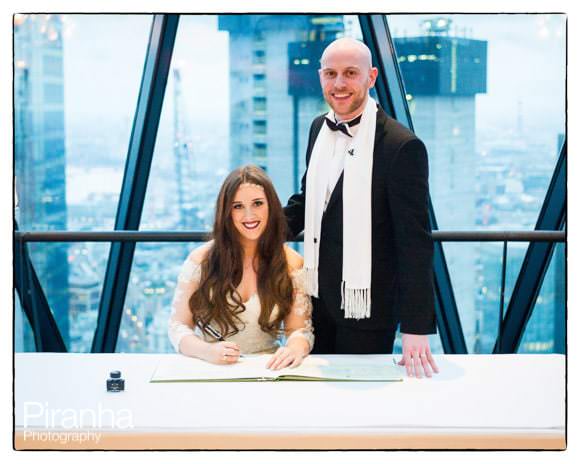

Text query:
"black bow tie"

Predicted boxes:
[[325, 114, 362, 137]]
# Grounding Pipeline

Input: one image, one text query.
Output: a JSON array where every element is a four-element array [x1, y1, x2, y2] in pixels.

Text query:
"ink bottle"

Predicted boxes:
[[106, 370, 125, 392]]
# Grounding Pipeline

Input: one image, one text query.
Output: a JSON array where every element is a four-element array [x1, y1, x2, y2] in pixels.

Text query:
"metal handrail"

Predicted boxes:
[[13, 230, 566, 243], [14, 228, 565, 354]]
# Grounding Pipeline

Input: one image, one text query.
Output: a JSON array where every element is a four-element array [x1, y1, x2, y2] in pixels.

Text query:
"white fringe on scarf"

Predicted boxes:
[[341, 283, 371, 319]]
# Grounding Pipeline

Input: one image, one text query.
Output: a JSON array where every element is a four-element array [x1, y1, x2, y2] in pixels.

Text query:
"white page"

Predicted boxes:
[[151, 354, 274, 382], [151, 354, 403, 382], [277, 356, 403, 380]]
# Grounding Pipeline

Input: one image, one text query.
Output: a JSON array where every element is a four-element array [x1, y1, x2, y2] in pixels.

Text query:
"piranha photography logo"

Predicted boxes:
[[22, 401, 134, 445]]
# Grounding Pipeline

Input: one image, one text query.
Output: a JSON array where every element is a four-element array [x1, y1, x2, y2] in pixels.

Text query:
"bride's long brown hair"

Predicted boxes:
[[189, 165, 294, 338]]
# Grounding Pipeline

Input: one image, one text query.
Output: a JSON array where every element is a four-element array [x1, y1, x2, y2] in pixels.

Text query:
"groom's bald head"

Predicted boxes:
[[318, 38, 378, 120]]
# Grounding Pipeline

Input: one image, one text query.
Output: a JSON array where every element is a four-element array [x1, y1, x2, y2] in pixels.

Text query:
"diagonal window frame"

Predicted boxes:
[[494, 141, 566, 353], [91, 14, 179, 353], [360, 14, 467, 354]]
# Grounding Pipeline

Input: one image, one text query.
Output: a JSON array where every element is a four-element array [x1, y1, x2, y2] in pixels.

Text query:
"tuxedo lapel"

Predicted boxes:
[[374, 107, 388, 147]]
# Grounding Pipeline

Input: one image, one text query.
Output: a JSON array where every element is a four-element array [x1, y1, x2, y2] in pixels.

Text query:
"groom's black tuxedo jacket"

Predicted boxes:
[[285, 107, 437, 334]]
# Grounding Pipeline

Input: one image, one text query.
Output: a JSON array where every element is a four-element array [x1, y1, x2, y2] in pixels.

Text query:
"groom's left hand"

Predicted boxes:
[[398, 333, 439, 378]]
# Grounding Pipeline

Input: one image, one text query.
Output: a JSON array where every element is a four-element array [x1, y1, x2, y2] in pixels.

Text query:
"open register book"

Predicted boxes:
[[150, 354, 403, 383]]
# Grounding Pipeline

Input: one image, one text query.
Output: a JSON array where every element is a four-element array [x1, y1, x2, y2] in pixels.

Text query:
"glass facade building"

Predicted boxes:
[[14, 14, 70, 349], [388, 14, 565, 353], [13, 14, 566, 355]]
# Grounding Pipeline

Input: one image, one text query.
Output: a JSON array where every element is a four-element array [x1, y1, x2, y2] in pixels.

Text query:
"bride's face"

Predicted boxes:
[[230, 183, 269, 243]]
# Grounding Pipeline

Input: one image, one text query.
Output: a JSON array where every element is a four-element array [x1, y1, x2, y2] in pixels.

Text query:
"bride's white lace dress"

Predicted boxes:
[[168, 253, 314, 354]]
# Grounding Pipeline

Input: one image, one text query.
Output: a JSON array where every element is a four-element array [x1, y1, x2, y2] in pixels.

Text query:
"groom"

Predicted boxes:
[[284, 38, 439, 378]]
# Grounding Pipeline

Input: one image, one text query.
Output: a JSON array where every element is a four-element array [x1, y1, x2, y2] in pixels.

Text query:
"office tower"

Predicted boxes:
[[68, 252, 100, 352], [172, 66, 204, 231], [218, 15, 343, 201], [394, 18, 487, 351], [14, 14, 70, 349]]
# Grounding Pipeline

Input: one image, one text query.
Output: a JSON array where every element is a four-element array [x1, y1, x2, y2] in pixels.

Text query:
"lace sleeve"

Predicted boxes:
[[285, 268, 314, 352], [167, 255, 203, 353]]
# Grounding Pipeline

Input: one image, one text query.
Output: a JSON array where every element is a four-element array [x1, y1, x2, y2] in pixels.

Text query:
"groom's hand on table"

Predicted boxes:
[[398, 333, 439, 378]]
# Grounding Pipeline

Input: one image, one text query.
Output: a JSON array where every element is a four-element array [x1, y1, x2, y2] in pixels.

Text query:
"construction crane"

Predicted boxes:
[[172, 66, 195, 230]]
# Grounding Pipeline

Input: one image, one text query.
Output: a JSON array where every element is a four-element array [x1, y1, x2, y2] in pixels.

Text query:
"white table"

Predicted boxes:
[[14, 353, 565, 450]]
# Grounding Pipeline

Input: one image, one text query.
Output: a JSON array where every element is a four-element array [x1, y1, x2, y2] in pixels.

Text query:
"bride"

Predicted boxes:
[[168, 165, 313, 370]]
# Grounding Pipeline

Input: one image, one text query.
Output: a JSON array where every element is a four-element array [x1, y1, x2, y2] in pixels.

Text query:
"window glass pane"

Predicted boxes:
[[14, 14, 152, 350], [388, 14, 565, 352], [66, 242, 111, 352], [140, 14, 363, 232], [518, 243, 565, 353], [20, 242, 70, 347], [388, 14, 565, 232], [14, 14, 152, 232], [473, 242, 526, 353], [21, 242, 110, 352], [417, 242, 526, 353], [131, 14, 363, 352], [117, 243, 198, 353], [15, 292, 36, 352]]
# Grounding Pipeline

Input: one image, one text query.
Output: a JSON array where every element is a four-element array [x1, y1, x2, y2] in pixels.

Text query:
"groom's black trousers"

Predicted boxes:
[[311, 297, 397, 354]]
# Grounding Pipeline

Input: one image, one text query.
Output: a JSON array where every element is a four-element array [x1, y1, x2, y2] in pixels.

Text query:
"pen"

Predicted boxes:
[[201, 323, 244, 358], [203, 323, 225, 341]]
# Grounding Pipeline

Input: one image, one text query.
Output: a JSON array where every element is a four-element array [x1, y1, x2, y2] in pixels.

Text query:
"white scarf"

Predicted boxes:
[[304, 96, 376, 319]]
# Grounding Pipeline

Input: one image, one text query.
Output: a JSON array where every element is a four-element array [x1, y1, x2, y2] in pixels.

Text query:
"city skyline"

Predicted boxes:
[[58, 14, 565, 211], [13, 14, 565, 354]]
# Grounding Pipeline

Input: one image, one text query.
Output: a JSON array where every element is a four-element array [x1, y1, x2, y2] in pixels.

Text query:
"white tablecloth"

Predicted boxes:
[[14, 353, 565, 449]]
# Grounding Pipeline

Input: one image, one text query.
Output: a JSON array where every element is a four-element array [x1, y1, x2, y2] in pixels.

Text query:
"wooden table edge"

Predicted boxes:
[[14, 429, 566, 450]]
